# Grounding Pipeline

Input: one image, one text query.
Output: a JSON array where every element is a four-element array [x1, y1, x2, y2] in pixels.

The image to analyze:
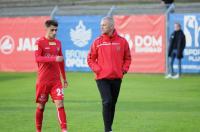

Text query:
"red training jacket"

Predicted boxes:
[[87, 30, 131, 80], [35, 37, 66, 85]]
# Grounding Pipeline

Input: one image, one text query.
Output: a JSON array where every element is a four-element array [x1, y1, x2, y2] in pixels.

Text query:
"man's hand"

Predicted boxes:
[[63, 80, 68, 88], [56, 56, 64, 62]]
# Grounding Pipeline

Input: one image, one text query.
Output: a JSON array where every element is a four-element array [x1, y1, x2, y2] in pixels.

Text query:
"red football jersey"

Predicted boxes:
[[35, 37, 66, 84]]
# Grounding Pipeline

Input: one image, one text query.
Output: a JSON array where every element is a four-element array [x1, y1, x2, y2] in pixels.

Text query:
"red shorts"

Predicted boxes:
[[36, 81, 64, 104]]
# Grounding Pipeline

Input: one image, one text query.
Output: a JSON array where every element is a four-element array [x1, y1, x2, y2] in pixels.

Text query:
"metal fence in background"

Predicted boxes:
[[1, 3, 200, 17]]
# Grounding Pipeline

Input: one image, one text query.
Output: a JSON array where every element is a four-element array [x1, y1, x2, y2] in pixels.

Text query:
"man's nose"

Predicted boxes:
[[52, 31, 57, 34]]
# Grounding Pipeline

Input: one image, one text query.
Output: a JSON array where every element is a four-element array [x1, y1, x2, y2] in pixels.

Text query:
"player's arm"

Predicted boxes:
[[35, 40, 58, 62], [87, 40, 101, 73], [122, 39, 131, 74], [58, 46, 68, 88]]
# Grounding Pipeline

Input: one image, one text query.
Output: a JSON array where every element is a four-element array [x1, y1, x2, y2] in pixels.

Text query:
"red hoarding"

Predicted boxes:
[[114, 15, 166, 73], [0, 16, 49, 72]]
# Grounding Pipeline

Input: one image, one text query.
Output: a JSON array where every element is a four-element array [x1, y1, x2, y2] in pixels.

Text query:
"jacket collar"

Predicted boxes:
[[101, 29, 118, 41]]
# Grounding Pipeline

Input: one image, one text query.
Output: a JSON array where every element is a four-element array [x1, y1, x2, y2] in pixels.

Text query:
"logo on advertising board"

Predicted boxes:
[[66, 20, 92, 69], [134, 35, 162, 53], [0, 35, 39, 54], [55, 16, 102, 71], [184, 15, 200, 48], [120, 34, 162, 53], [184, 15, 200, 62], [120, 34, 133, 50], [70, 20, 92, 48], [0, 35, 15, 55], [17, 37, 39, 51]]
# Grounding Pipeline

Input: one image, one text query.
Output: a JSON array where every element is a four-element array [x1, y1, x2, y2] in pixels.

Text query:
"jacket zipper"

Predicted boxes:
[[110, 38, 113, 74]]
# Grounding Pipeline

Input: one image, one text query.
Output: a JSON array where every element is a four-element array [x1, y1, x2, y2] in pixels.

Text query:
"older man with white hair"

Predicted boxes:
[[87, 16, 131, 132]]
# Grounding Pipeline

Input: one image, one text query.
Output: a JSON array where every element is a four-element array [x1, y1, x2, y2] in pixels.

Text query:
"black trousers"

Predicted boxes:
[[96, 79, 122, 132], [169, 49, 182, 76]]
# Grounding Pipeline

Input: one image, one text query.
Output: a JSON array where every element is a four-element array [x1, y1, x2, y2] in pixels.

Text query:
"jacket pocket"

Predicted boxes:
[[94, 64, 102, 74]]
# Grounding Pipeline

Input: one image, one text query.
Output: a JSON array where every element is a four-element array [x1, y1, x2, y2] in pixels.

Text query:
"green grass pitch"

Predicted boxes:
[[0, 72, 200, 132]]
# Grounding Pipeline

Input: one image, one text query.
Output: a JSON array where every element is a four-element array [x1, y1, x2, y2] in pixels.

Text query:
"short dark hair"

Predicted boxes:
[[45, 20, 58, 27]]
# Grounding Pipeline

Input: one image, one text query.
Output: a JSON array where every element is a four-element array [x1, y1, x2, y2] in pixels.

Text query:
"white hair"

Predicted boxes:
[[101, 16, 114, 27]]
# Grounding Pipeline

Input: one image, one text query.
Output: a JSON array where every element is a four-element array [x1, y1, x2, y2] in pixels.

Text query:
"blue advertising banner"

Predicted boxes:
[[54, 16, 102, 71], [169, 14, 200, 73]]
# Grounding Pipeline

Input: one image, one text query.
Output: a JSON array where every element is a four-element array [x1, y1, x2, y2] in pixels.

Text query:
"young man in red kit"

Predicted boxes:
[[87, 16, 131, 132], [34, 20, 68, 132]]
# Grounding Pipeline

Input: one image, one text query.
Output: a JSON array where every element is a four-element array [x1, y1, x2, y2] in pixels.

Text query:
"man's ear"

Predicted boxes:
[[110, 25, 114, 30]]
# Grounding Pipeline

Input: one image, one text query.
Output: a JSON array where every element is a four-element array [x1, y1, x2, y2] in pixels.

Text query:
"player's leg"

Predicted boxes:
[[35, 103, 45, 132], [165, 56, 173, 78], [35, 84, 49, 132], [54, 100, 67, 132], [96, 79, 112, 132], [51, 82, 67, 132], [170, 51, 176, 76], [110, 79, 122, 127], [178, 58, 182, 76]]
